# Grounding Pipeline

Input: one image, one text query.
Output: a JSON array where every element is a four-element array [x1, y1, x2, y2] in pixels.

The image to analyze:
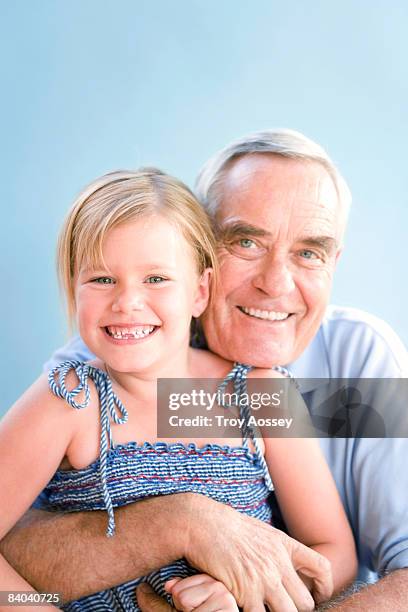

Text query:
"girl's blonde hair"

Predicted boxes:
[[57, 168, 218, 325]]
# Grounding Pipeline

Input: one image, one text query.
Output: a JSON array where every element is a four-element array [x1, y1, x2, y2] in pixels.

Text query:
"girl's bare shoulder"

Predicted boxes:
[[8, 371, 75, 418], [1, 369, 86, 447]]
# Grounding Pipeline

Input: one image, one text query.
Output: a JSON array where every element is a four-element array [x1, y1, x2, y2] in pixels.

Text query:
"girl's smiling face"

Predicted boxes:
[[75, 214, 211, 376]]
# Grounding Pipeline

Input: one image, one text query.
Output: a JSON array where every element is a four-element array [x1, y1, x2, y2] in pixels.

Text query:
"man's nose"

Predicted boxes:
[[252, 255, 295, 297], [112, 287, 144, 314]]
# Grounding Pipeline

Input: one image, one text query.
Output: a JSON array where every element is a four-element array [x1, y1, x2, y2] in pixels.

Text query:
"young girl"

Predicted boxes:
[[0, 169, 356, 611]]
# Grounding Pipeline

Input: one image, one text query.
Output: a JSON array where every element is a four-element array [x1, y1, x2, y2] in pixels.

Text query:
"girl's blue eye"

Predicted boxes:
[[146, 276, 166, 284], [92, 277, 114, 284]]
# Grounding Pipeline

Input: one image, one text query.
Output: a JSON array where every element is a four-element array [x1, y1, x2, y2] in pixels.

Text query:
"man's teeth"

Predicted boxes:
[[107, 325, 155, 339], [240, 307, 289, 321]]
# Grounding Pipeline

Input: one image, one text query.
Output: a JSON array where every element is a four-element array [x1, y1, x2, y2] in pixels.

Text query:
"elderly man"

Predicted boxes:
[[2, 130, 407, 611]]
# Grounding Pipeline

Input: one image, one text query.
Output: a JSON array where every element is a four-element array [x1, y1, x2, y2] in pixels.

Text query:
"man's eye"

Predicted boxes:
[[223, 236, 265, 260], [91, 277, 115, 284], [145, 276, 166, 284], [299, 250, 319, 260], [238, 238, 256, 249]]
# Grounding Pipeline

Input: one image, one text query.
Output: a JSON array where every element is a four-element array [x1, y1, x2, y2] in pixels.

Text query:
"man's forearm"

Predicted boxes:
[[1, 493, 335, 610], [0, 496, 191, 602], [317, 569, 408, 611]]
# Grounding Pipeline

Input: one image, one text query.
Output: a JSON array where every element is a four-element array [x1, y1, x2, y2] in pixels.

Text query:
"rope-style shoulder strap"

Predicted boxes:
[[216, 363, 298, 492], [48, 360, 128, 536]]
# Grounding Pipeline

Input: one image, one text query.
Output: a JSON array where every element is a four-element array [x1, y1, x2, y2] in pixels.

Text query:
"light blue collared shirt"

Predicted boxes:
[[45, 305, 408, 582]]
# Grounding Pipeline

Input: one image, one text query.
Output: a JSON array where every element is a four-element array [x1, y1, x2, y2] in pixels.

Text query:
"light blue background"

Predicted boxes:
[[1, 1, 407, 414]]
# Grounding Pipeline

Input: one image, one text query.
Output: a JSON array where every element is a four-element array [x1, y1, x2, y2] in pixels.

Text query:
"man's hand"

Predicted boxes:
[[185, 495, 333, 611]]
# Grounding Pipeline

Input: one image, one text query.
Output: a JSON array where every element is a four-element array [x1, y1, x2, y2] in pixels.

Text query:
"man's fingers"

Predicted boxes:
[[281, 567, 315, 612], [264, 582, 300, 612], [137, 583, 176, 612], [292, 544, 333, 603], [310, 564, 334, 605]]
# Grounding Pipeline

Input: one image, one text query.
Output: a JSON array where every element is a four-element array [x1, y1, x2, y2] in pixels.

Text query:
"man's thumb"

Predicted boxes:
[[136, 583, 175, 612]]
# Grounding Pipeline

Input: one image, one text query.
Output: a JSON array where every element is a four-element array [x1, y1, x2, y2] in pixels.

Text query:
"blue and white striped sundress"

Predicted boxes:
[[40, 361, 276, 611]]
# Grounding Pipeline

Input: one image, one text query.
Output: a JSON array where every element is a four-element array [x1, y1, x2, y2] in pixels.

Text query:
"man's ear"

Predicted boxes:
[[191, 268, 212, 318]]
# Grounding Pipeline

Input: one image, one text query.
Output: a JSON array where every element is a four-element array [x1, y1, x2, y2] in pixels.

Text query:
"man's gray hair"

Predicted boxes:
[[195, 129, 351, 223]]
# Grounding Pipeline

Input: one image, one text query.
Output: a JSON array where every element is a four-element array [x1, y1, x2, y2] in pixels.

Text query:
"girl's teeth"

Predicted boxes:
[[107, 325, 154, 339]]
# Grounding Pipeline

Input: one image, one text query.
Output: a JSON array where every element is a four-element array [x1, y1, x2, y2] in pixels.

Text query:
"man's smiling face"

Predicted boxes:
[[201, 154, 343, 367]]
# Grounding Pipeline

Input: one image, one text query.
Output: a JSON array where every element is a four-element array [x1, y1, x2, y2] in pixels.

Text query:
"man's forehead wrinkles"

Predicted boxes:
[[293, 204, 338, 229], [301, 213, 338, 234]]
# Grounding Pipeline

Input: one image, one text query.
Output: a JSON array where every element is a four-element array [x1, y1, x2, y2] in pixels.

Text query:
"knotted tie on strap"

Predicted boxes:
[[48, 360, 128, 536]]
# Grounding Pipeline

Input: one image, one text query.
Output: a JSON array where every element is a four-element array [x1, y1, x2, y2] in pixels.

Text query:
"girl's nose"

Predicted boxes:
[[112, 290, 145, 314]]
